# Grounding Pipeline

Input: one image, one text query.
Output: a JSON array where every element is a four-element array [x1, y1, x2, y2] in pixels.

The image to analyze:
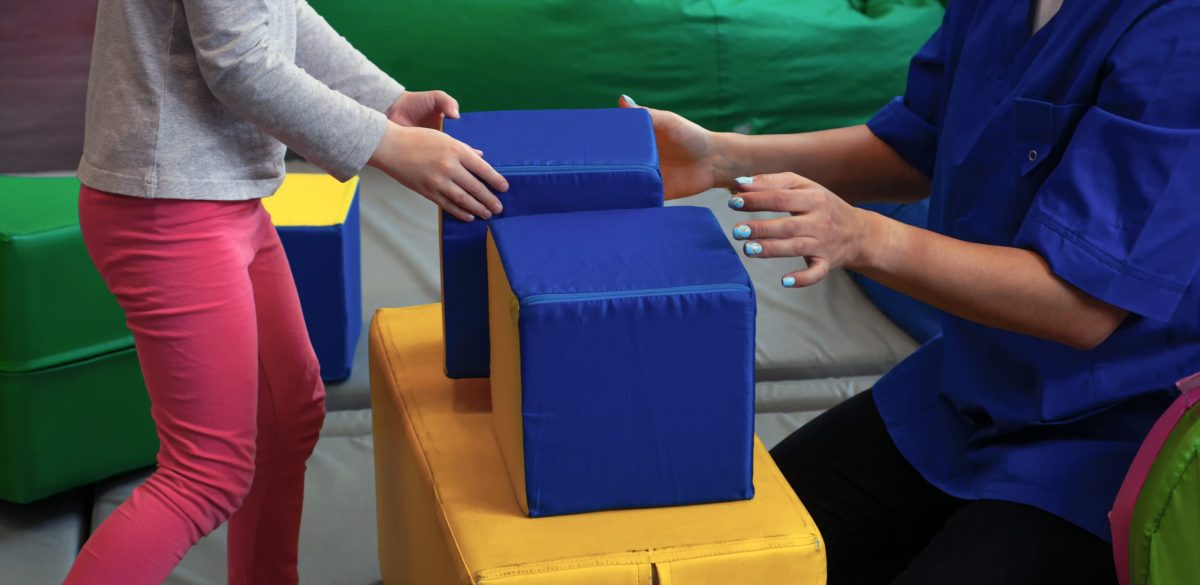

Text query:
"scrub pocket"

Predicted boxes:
[[1013, 97, 1087, 179]]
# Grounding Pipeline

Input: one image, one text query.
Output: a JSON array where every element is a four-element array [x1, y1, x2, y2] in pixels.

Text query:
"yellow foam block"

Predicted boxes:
[[369, 304, 827, 585], [262, 173, 359, 227]]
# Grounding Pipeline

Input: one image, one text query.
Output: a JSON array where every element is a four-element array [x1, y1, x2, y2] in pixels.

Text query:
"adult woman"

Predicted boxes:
[[622, 0, 1200, 583]]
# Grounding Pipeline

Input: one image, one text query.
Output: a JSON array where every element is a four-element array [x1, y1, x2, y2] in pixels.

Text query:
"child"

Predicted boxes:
[[65, 1, 506, 583]]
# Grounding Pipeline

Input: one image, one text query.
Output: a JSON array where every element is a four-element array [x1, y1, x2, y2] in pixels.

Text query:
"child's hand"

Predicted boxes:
[[386, 90, 460, 130], [369, 123, 509, 222]]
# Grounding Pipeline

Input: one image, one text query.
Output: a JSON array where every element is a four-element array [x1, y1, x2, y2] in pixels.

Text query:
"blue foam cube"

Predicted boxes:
[[441, 109, 664, 378], [264, 174, 362, 382], [487, 206, 756, 516]]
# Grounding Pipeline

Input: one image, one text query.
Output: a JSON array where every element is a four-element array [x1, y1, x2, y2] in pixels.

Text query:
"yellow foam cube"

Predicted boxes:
[[369, 304, 826, 584]]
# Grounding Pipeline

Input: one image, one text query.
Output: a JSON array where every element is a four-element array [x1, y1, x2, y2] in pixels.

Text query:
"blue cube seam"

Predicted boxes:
[[441, 109, 664, 378], [487, 206, 756, 517]]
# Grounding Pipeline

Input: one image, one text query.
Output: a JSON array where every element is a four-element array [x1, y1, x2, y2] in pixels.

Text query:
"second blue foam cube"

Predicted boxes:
[[487, 206, 756, 516], [441, 109, 664, 378]]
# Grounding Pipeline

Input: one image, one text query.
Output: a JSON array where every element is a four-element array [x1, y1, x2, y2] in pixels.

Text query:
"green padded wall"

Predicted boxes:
[[1129, 404, 1200, 585], [307, 0, 944, 134], [0, 176, 133, 372], [0, 347, 157, 504]]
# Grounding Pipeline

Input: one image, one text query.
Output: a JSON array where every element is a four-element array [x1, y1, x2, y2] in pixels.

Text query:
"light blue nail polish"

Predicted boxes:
[[733, 225, 752, 240], [782, 276, 797, 288], [621, 94, 638, 106], [728, 196, 745, 210], [745, 242, 763, 256], [735, 176, 754, 186]]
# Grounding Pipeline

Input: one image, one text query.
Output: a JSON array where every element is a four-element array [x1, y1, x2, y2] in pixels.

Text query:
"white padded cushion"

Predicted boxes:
[[92, 409, 381, 585], [754, 375, 880, 448]]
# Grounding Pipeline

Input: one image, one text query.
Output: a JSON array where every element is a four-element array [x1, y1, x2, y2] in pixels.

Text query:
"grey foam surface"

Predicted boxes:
[[91, 409, 380, 585]]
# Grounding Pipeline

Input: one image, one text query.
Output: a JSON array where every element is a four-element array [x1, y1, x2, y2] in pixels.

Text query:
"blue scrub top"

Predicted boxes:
[[867, 0, 1200, 541]]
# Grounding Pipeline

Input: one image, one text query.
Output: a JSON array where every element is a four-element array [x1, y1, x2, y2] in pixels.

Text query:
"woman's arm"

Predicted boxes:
[[730, 173, 1128, 350], [860, 215, 1127, 350], [619, 98, 929, 204], [716, 125, 931, 205]]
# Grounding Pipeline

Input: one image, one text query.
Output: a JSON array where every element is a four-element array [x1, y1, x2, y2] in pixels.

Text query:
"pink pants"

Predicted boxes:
[[65, 186, 327, 585]]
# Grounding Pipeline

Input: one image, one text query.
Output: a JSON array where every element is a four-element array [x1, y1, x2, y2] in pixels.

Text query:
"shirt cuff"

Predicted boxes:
[[1015, 209, 1188, 321], [363, 78, 405, 116], [866, 96, 939, 178], [326, 107, 389, 182]]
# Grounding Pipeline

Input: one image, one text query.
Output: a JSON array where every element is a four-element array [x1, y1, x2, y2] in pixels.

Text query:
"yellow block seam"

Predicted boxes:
[[476, 535, 818, 580]]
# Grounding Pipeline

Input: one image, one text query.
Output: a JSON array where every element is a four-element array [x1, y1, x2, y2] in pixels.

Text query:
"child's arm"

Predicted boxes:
[[294, 1, 405, 116], [181, 0, 506, 220]]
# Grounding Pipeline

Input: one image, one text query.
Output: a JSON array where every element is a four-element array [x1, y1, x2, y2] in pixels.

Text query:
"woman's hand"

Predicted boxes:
[[387, 90, 461, 130], [618, 95, 734, 199], [728, 172, 873, 287], [369, 123, 508, 222]]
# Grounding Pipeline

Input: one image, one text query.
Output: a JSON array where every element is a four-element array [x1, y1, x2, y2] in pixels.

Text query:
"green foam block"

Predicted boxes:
[[0, 176, 134, 372], [1129, 404, 1200, 585], [0, 346, 158, 503]]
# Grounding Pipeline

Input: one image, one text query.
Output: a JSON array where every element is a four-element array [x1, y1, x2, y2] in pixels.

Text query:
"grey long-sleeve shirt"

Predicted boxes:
[[78, 0, 404, 200]]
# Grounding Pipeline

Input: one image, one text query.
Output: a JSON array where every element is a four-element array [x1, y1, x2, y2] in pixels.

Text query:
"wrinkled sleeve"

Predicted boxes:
[[865, 21, 950, 178], [181, 0, 387, 181], [295, 1, 404, 114], [1014, 1, 1200, 321]]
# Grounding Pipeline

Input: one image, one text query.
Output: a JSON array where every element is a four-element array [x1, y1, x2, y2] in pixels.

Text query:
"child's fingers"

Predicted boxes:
[[435, 91, 461, 118], [618, 94, 642, 109], [453, 167, 504, 215], [781, 258, 831, 288], [433, 194, 475, 222], [441, 181, 493, 220], [461, 151, 510, 193]]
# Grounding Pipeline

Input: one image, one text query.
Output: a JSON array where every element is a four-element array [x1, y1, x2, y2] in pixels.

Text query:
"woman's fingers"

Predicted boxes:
[[728, 188, 820, 214], [732, 173, 812, 193], [731, 216, 809, 241], [782, 258, 831, 288], [740, 236, 818, 260], [452, 166, 504, 216]]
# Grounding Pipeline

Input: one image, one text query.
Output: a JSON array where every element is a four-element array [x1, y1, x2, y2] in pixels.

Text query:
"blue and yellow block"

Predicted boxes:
[[487, 206, 757, 516], [441, 109, 665, 379], [263, 174, 362, 382]]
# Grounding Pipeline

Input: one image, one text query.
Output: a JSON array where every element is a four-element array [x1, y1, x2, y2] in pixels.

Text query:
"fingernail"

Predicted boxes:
[[732, 225, 752, 240], [782, 276, 797, 288], [728, 196, 745, 210], [621, 94, 638, 106], [745, 242, 763, 256], [735, 176, 754, 186]]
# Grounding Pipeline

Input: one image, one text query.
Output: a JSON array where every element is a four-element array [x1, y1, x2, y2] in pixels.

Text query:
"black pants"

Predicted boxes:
[[770, 390, 1119, 585]]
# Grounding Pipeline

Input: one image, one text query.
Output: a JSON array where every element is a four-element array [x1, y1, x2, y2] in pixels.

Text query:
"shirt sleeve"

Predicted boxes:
[[295, 1, 405, 114], [181, 0, 388, 181], [865, 22, 951, 178], [1013, 1, 1200, 321]]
